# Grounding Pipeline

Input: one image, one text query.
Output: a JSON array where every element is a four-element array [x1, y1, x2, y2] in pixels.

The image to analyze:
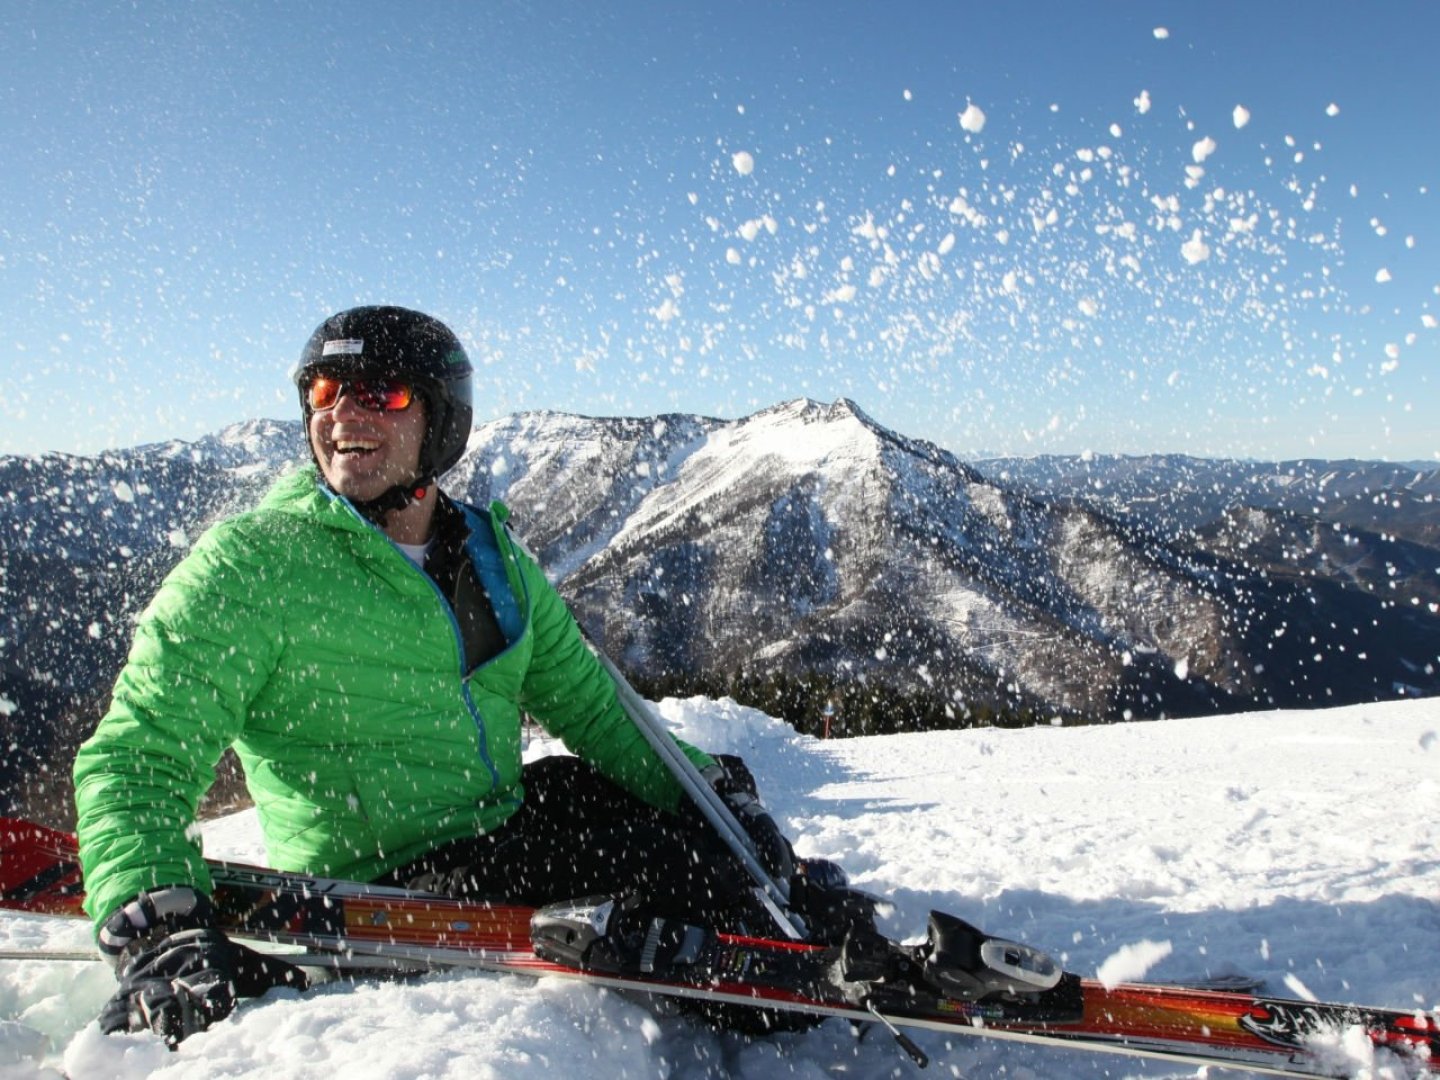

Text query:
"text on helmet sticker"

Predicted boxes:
[[322, 338, 365, 356]]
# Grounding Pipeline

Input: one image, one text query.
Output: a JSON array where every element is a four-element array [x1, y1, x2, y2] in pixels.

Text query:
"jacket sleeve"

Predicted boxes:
[[72, 519, 284, 929], [511, 545, 713, 813]]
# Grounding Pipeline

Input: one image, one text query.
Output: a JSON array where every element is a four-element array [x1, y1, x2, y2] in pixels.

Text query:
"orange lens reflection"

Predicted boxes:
[[307, 377, 413, 412], [306, 376, 343, 411]]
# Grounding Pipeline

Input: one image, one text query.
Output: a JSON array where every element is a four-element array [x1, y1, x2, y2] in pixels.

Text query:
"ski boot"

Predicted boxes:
[[531, 894, 714, 977], [788, 857, 887, 945], [533, 893, 837, 1036]]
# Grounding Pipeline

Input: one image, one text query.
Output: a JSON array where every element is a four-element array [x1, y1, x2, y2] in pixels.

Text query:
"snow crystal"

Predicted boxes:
[[0, 697, 14, 717], [1097, 939, 1173, 989], [1152, 27, 1169, 39], [1284, 973, 1320, 1001], [1173, 657, 1190, 680], [1326, 102, 1341, 117], [1134, 90, 1151, 114], [1180, 229, 1210, 264], [731, 151, 754, 176], [1192, 136, 1217, 164], [1233, 105, 1250, 129], [112, 480, 135, 503], [737, 215, 777, 241], [166, 528, 189, 549], [1375, 268, 1392, 283], [958, 103, 986, 134]]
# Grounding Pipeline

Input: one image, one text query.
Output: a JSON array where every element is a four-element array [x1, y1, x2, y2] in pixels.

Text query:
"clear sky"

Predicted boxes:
[[2, 1, 1436, 461]]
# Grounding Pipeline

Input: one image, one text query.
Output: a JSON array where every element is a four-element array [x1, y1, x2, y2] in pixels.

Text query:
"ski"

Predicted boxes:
[[2, 816, 1434, 1077]]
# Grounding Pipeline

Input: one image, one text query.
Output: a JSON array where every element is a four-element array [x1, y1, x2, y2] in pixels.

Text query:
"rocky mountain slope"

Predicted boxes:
[[4, 401, 1438, 824]]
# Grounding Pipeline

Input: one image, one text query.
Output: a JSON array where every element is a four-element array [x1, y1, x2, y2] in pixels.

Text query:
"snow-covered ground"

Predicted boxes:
[[2, 697, 1436, 1079]]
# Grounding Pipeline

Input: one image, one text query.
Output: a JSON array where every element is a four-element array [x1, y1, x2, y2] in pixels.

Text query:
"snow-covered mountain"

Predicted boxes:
[[454, 400, 1242, 719], [440, 399, 1439, 726], [2, 695, 1436, 1079], [3, 401, 1439, 825], [138, 418, 307, 475]]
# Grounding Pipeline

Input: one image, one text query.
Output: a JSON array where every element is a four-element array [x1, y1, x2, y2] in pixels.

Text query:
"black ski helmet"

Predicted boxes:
[[295, 305, 474, 481]]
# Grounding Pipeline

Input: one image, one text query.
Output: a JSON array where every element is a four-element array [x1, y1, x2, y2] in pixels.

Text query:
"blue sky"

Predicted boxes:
[[2, 1, 1435, 461]]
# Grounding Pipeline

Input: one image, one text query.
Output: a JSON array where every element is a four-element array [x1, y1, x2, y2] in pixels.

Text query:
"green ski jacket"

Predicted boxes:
[[73, 467, 709, 927]]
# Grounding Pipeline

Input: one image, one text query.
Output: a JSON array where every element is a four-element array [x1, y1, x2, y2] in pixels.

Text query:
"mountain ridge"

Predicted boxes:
[[3, 399, 1438, 825]]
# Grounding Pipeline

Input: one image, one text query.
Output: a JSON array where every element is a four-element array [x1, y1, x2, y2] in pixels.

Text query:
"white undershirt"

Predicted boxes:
[[395, 539, 434, 568]]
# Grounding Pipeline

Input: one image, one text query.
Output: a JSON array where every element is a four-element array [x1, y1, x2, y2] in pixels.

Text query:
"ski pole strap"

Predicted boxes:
[[590, 647, 804, 940]]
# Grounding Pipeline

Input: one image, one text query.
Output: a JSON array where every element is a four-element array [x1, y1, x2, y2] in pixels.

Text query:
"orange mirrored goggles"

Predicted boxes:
[[305, 375, 415, 413]]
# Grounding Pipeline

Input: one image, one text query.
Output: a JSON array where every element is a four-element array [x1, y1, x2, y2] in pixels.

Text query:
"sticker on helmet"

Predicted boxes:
[[322, 338, 365, 356]]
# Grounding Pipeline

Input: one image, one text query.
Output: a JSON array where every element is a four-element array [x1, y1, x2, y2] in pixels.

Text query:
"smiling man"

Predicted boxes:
[[71, 306, 847, 1046]]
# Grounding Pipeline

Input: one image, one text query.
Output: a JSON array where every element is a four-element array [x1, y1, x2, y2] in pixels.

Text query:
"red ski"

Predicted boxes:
[[2, 816, 1434, 1077]]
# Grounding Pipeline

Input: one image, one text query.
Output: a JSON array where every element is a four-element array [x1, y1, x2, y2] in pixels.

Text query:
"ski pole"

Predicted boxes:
[[0, 948, 98, 961], [590, 647, 805, 940], [0, 946, 408, 972]]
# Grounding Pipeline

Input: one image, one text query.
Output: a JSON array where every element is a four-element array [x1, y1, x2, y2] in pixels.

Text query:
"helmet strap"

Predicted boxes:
[[348, 475, 434, 527]]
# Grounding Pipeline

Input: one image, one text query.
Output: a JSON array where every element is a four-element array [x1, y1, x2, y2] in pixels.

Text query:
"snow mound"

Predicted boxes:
[[2, 696, 1437, 1078]]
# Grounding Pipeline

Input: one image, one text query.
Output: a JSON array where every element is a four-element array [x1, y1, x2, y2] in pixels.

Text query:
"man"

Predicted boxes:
[[73, 306, 845, 1046]]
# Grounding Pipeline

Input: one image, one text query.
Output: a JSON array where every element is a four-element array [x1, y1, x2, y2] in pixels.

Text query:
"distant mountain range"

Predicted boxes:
[[976, 452, 1440, 548], [4, 401, 1438, 825]]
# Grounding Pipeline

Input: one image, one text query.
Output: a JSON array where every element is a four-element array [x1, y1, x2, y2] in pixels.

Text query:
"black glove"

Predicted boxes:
[[789, 857, 882, 945], [697, 755, 795, 885], [96, 888, 307, 1047]]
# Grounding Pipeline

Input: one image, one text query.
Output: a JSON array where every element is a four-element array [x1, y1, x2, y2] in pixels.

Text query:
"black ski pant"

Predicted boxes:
[[374, 755, 756, 927]]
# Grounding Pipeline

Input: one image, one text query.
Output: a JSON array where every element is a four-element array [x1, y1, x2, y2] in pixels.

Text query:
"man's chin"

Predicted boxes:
[[320, 467, 395, 504]]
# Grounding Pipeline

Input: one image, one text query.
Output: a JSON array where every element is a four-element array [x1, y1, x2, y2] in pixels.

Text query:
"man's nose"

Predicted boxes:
[[329, 387, 368, 419]]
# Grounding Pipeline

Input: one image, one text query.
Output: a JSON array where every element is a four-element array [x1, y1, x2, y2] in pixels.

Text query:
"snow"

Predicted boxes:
[[3, 696, 1437, 1078], [958, 103, 986, 135], [601, 399, 878, 549], [1095, 940, 1173, 990], [1180, 229, 1211, 265]]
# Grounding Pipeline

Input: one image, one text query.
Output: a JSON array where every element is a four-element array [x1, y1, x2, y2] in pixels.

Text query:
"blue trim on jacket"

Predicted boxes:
[[458, 502, 525, 646]]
